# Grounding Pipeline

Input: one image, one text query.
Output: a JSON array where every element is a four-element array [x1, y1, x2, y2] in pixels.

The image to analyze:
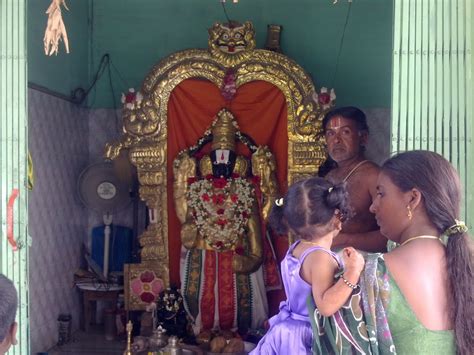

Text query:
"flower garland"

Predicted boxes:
[[186, 174, 255, 250], [221, 68, 237, 101]]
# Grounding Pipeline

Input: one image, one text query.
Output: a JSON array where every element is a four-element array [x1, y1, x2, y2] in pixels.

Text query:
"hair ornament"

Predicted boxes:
[[275, 198, 284, 207], [328, 186, 334, 193], [443, 219, 468, 237]]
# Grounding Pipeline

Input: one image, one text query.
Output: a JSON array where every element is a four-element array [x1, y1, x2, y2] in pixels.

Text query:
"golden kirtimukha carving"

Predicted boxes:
[[105, 21, 334, 305], [208, 21, 256, 67]]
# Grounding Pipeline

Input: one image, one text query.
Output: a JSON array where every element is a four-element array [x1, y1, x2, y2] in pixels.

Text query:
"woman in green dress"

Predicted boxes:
[[308, 151, 473, 354]]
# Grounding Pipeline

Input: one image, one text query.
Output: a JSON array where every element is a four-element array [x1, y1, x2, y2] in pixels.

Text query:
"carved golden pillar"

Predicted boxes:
[[129, 140, 170, 287]]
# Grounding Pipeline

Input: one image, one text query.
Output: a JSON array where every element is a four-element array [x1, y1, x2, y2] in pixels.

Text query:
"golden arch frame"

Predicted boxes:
[[106, 22, 329, 299]]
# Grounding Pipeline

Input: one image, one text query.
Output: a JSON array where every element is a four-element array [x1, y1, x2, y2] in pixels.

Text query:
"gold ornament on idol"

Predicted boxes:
[[211, 109, 238, 150]]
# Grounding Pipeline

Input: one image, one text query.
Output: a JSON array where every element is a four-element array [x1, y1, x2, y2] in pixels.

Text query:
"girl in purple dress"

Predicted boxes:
[[251, 177, 365, 355]]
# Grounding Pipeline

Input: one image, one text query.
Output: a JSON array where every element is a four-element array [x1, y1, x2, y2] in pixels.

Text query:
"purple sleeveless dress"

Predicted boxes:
[[250, 241, 341, 355]]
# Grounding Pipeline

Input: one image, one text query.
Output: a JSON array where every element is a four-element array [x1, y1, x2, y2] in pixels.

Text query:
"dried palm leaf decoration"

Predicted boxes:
[[44, 0, 70, 56]]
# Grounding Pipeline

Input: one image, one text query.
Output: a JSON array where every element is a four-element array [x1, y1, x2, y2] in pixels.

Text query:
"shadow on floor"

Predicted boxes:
[[47, 325, 125, 355]]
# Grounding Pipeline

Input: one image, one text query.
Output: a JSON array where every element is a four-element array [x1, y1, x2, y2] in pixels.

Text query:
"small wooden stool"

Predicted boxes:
[[78, 284, 123, 332]]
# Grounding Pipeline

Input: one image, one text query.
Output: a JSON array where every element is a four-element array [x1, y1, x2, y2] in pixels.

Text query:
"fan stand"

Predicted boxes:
[[103, 213, 113, 279]]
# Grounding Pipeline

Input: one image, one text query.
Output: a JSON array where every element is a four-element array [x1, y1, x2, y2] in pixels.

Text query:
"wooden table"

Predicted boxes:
[[78, 284, 123, 332]]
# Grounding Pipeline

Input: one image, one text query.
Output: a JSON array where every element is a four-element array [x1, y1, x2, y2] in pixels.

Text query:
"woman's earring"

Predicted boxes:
[[406, 205, 413, 220]]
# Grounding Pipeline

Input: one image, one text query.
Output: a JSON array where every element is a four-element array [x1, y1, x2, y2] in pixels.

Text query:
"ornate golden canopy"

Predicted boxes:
[[105, 21, 332, 304]]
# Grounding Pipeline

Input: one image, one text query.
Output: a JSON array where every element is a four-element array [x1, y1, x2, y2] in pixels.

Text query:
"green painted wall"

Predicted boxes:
[[90, 0, 393, 108], [259, 0, 393, 108], [27, 0, 393, 108], [28, 0, 89, 96]]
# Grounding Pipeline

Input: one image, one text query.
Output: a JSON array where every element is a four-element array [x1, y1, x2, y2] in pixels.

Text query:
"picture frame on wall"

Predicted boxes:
[[124, 263, 165, 310]]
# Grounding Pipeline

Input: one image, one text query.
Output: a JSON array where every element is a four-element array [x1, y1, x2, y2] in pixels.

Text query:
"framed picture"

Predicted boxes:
[[124, 263, 165, 310]]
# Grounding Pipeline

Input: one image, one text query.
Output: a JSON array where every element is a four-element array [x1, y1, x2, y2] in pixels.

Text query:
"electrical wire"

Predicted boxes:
[[109, 59, 130, 89], [331, 2, 352, 88], [221, 1, 231, 23], [71, 53, 110, 105], [71, 53, 126, 130], [107, 60, 120, 131]]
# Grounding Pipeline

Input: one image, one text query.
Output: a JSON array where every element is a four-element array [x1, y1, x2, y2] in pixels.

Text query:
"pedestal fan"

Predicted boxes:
[[77, 161, 132, 279]]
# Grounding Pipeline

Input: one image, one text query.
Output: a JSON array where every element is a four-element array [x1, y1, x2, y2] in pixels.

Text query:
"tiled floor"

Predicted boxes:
[[47, 325, 125, 355]]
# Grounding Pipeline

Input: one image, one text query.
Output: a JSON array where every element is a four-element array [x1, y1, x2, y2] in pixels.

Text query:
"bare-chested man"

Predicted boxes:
[[319, 106, 387, 252]]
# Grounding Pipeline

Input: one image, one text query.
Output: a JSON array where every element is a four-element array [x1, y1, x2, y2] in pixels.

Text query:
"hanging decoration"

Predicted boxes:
[[221, 69, 237, 102], [44, 0, 70, 56], [121, 88, 144, 110], [312, 87, 336, 111]]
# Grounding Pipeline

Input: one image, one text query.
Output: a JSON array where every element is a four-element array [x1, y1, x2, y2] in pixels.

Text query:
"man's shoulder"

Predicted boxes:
[[347, 161, 380, 200], [360, 160, 381, 176], [349, 161, 379, 185]]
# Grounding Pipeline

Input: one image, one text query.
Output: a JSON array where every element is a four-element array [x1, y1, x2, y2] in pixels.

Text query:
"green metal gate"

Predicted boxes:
[[0, 0, 29, 354], [392, 0, 473, 227]]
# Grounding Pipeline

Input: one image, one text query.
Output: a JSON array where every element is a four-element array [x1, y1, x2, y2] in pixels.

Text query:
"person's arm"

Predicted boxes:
[[307, 248, 364, 317], [332, 230, 387, 252]]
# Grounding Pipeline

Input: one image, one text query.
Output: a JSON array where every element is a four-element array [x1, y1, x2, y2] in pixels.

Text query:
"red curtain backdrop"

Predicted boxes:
[[166, 79, 289, 313]]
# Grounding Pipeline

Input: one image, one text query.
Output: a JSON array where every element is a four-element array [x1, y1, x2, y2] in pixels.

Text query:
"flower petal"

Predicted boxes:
[[140, 270, 155, 283], [140, 292, 156, 303], [131, 279, 143, 295], [151, 279, 164, 295]]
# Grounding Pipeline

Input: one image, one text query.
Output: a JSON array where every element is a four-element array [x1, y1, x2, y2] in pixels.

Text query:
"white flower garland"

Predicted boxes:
[[187, 176, 255, 250]]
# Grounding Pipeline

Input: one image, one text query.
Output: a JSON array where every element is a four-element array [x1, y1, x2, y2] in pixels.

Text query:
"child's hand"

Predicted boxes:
[[342, 247, 365, 275]]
